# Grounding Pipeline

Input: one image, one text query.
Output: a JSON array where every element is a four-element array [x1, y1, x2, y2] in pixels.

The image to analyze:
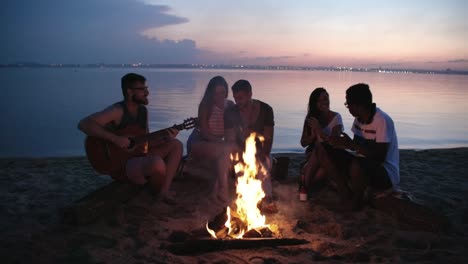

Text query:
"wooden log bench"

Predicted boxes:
[[60, 181, 144, 225], [371, 195, 450, 232]]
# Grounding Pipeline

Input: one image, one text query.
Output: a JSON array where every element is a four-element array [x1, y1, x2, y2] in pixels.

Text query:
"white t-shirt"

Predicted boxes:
[[351, 108, 400, 186], [322, 113, 343, 136]]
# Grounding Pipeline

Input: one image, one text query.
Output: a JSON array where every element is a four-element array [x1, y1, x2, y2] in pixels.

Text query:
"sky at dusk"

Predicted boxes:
[[2, 0, 468, 70]]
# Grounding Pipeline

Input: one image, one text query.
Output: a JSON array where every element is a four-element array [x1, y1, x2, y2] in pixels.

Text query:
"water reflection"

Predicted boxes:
[[1, 68, 467, 157]]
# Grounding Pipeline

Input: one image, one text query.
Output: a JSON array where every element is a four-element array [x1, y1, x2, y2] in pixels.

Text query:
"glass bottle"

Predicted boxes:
[[299, 174, 308, 201]]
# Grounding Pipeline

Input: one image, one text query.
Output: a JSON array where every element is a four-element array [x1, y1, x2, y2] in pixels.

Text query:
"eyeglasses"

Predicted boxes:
[[131, 86, 148, 91]]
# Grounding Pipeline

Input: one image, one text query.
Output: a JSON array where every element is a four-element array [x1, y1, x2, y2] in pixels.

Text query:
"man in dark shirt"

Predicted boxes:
[[78, 73, 182, 203], [224, 80, 274, 155], [224, 79, 276, 211]]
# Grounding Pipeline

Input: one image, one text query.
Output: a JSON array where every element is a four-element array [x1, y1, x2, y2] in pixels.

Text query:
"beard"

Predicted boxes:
[[132, 95, 148, 105]]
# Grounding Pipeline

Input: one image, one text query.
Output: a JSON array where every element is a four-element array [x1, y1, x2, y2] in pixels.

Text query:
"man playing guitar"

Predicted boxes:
[[78, 73, 182, 203]]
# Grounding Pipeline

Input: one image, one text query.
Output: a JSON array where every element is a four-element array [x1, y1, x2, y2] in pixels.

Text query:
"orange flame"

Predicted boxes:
[[206, 133, 269, 239]]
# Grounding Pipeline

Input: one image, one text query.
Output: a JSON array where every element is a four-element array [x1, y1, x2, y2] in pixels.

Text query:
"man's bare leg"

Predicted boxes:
[[126, 156, 166, 193], [147, 156, 167, 193], [149, 139, 183, 197]]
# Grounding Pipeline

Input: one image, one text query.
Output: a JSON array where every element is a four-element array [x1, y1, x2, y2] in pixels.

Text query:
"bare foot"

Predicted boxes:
[[159, 191, 177, 205]]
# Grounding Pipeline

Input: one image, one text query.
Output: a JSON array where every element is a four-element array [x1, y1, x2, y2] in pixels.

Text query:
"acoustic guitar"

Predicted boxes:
[[85, 117, 197, 175]]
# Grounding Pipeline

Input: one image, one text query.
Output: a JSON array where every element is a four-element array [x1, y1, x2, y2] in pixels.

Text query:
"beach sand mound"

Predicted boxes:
[[1, 149, 467, 263]]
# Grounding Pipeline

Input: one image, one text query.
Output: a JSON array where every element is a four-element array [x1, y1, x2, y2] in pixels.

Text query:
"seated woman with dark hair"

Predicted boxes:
[[300, 87, 343, 192], [186, 76, 235, 205]]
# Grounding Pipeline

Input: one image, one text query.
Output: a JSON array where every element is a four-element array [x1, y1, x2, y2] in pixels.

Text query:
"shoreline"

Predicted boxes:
[[2, 146, 468, 160]]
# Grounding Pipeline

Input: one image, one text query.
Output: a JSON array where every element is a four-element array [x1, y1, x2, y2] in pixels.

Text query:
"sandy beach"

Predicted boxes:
[[1, 148, 467, 263]]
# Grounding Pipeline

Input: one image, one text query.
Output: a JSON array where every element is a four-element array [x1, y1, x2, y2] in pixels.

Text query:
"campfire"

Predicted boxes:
[[206, 133, 277, 239], [163, 133, 309, 255]]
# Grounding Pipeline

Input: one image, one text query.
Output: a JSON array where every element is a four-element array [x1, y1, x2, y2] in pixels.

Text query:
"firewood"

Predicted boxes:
[[207, 207, 228, 231], [163, 238, 309, 255], [243, 229, 262, 238]]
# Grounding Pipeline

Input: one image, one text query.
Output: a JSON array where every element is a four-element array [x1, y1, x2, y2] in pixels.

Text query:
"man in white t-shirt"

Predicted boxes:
[[317, 83, 399, 210]]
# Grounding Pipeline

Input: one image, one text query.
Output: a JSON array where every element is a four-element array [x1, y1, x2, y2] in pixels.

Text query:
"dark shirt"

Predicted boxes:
[[224, 100, 274, 149], [106, 101, 147, 131]]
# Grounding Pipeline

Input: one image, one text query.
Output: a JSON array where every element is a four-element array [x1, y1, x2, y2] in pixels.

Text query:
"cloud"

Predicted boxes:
[[447, 59, 468, 63], [1, 0, 201, 64], [424, 59, 468, 64], [253, 56, 295, 62]]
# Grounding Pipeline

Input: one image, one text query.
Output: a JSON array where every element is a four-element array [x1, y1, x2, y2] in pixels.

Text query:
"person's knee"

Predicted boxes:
[[146, 157, 166, 192], [316, 144, 334, 168], [150, 156, 166, 176], [170, 139, 183, 155], [316, 167, 326, 178], [170, 139, 184, 160]]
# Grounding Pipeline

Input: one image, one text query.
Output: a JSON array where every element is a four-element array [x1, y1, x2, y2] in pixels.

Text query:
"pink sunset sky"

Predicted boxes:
[[3, 0, 468, 70]]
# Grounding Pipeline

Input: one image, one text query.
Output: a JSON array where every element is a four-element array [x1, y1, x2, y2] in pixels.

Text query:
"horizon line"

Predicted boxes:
[[1, 62, 467, 76]]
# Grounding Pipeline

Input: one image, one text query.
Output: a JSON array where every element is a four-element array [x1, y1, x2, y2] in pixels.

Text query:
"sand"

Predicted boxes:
[[1, 149, 467, 263]]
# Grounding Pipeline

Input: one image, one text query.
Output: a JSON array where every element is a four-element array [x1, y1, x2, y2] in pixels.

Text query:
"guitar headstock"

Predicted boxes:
[[175, 117, 198, 131]]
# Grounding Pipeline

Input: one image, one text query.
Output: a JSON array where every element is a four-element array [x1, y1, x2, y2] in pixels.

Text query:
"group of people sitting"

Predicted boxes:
[[78, 73, 399, 210], [300, 85, 399, 209], [185, 77, 275, 207]]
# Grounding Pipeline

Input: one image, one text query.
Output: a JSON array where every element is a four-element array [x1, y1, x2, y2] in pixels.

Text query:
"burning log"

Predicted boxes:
[[207, 207, 228, 231], [243, 227, 273, 238], [163, 238, 310, 256], [207, 207, 249, 239], [243, 228, 262, 238]]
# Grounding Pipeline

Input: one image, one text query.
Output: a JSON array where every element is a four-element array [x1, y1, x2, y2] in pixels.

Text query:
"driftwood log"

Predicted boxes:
[[60, 181, 143, 225], [371, 196, 450, 232], [163, 238, 310, 255]]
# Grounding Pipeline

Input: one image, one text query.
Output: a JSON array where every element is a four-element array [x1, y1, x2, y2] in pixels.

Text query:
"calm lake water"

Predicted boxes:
[[1, 68, 467, 157]]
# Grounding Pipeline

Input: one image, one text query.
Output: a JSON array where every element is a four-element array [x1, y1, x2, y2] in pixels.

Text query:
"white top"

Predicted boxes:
[[351, 108, 400, 187], [322, 113, 343, 136], [315, 113, 343, 143]]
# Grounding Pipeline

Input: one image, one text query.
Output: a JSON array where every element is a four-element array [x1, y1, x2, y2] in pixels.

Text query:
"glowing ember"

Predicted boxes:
[[207, 133, 269, 239]]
